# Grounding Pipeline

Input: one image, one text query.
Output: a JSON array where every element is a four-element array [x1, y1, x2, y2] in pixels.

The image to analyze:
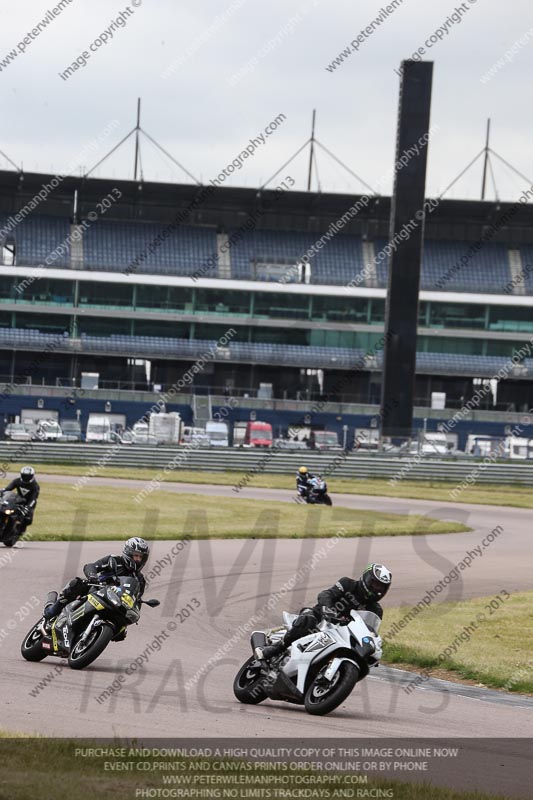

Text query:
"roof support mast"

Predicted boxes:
[[307, 109, 316, 191], [133, 97, 141, 182], [481, 118, 491, 200]]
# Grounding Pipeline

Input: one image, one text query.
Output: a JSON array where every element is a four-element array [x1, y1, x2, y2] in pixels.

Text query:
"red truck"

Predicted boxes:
[[244, 421, 273, 448]]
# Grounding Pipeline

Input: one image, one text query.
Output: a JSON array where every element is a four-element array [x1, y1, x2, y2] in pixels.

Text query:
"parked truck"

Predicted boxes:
[[148, 412, 182, 445], [243, 421, 273, 448]]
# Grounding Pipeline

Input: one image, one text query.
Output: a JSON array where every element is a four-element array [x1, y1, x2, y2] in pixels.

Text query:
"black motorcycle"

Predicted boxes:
[[306, 476, 333, 506], [21, 575, 160, 670], [0, 491, 28, 547]]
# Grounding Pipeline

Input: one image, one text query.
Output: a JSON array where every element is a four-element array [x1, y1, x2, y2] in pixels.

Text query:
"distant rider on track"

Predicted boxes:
[[295, 466, 316, 501], [0, 466, 40, 533]]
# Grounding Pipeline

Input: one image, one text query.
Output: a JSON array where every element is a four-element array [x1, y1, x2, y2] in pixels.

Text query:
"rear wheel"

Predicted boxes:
[[304, 661, 358, 715], [21, 622, 47, 662], [233, 657, 268, 704], [68, 623, 114, 670]]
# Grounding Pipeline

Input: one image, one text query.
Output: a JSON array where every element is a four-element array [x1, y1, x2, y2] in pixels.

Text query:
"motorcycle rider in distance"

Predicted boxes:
[[296, 466, 316, 502], [41, 537, 150, 637], [0, 466, 40, 534], [255, 563, 392, 661]]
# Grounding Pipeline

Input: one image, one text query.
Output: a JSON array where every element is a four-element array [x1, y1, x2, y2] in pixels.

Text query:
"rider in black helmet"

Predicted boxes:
[[256, 563, 392, 661], [1, 466, 40, 533], [42, 537, 150, 636]]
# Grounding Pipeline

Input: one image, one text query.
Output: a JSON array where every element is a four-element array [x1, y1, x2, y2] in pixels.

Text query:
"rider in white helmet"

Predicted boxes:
[[256, 563, 392, 661]]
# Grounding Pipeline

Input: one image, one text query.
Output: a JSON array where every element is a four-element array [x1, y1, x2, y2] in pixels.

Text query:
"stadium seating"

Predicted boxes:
[[0, 214, 71, 268], [82, 220, 217, 275], [1, 213, 527, 297], [0, 325, 528, 378], [414, 351, 524, 376], [374, 239, 511, 293], [0, 327, 69, 347], [228, 228, 365, 284], [69, 333, 530, 377], [518, 247, 533, 293]]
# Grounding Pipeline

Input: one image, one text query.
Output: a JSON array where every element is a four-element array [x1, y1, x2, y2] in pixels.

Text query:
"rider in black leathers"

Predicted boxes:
[[295, 466, 316, 501], [42, 537, 150, 634], [1, 466, 40, 532], [256, 563, 392, 661]]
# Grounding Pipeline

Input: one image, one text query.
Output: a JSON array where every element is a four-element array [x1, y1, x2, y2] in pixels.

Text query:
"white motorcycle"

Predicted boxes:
[[233, 609, 382, 715]]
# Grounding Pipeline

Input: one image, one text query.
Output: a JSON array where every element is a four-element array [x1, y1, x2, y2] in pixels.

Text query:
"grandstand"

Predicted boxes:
[[1, 206, 526, 292], [0, 169, 533, 444]]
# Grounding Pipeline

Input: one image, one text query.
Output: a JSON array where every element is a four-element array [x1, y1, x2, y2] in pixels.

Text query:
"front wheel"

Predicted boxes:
[[233, 657, 268, 704], [304, 661, 358, 716], [21, 622, 47, 661], [4, 527, 21, 547], [323, 494, 333, 506], [68, 623, 114, 670]]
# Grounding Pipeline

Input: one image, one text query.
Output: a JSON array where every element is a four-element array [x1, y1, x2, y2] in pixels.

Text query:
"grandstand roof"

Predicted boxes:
[[2, 169, 533, 243]]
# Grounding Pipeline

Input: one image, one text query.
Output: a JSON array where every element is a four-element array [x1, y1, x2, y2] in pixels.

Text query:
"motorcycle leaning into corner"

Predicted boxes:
[[0, 491, 29, 547], [233, 608, 382, 715], [305, 476, 333, 506], [21, 574, 160, 670]]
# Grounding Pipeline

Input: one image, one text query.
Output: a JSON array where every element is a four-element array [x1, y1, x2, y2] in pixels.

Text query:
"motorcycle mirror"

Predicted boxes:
[[143, 599, 160, 607]]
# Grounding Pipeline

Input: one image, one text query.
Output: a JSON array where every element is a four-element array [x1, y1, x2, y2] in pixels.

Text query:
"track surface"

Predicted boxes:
[[1, 477, 532, 797]]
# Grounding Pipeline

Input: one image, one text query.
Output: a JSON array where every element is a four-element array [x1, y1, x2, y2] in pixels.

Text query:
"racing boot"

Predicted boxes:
[[255, 640, 285, 662], [40, 591, 59, 633]]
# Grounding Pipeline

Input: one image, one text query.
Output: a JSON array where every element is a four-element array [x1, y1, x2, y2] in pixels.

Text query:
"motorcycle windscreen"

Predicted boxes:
[[116, 575, 141, 597], [352, 610, 381, 634]]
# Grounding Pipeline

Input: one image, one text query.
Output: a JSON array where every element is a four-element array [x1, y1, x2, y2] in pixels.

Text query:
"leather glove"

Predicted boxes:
[[321, 606, 339, 623]]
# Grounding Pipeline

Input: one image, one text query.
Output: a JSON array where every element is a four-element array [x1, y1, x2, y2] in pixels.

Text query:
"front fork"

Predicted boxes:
[[323, 656, 359, 682], [77, 615, 110, 646]]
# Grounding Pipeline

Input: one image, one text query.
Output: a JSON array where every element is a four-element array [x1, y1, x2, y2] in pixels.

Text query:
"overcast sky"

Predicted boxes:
[[1, 0, 532, 201]]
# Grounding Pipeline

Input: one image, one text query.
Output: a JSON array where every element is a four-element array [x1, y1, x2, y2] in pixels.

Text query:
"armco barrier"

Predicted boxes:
[[1, 442, 533, 485]]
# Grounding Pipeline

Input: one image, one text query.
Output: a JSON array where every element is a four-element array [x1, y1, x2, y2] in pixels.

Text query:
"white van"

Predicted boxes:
[[182, 426, 209, 446], [86, 415, 113, 443], [131, 421, 157, 445], [205, 420, 229, 447], [404, 432, 450, 456], [36, 420, 62, 441]]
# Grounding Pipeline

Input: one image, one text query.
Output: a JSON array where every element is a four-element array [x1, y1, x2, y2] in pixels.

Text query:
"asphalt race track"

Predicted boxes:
[[1, 477, 532, 797]]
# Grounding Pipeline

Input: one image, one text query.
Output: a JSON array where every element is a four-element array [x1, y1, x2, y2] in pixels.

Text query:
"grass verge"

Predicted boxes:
[[14, 482, 469, 540], [382, 591, 533, 693], [18, 462, 533, 508], [0, 734, 518, 800]]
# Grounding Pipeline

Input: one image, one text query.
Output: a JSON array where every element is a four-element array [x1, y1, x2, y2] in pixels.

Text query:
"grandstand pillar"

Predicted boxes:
[[380, 60, 433, 438]]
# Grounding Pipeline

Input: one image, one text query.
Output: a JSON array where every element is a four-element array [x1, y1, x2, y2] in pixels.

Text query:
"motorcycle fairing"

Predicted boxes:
[[280, 614, 377, 694]]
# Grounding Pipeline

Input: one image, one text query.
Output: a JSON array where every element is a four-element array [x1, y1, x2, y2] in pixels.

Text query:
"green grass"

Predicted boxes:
[[0, 735, 518, 800], [21, 462, 533, 508], [18, 480, 469, 540], [382, 591, 533, 693]]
